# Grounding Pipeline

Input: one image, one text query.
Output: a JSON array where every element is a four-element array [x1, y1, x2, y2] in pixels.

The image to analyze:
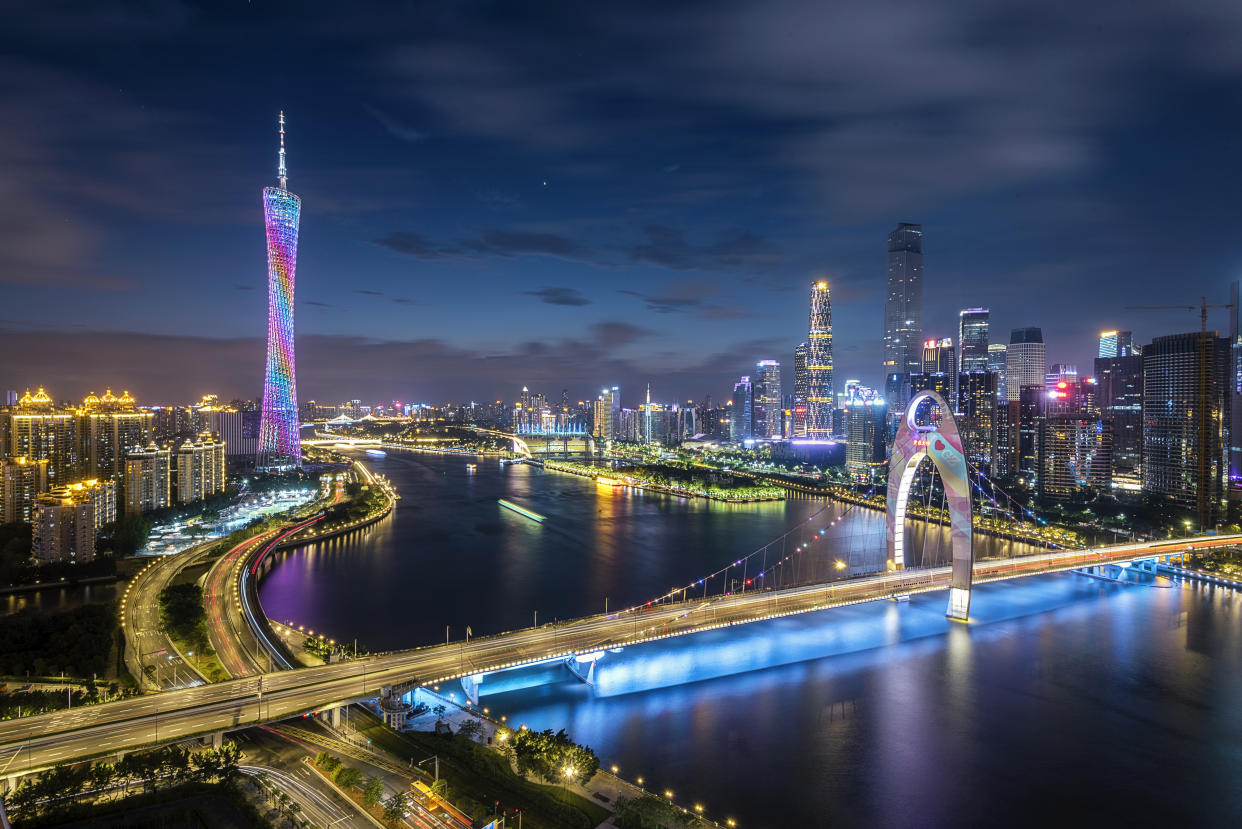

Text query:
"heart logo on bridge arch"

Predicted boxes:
[[933, 439, 945, 451]]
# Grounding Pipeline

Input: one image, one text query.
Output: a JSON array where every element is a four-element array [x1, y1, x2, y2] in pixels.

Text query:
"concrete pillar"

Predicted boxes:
[[330, 705, 341, 729], [211, 730, 224, 749]]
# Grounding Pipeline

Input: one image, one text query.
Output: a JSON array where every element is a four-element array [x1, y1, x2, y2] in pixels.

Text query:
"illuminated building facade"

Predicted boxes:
[[1006, 328, 1046, 402], [922, 337, 957, 405], [1098, 330, 1135, 358], [7, 389, 78, 486], [957, 370, 997, 468], [79, 389, 152, 488], [124, 443, 171, 516], [754, 360, 782, 439], [1, 457, 49, 523], [33, 479, 115, 564], [1041, 415, 1112, 500], [845, 398, 888, 480], [176, 432, 226, 504], [1095, 353, 1143, 489], [259, 112, 302, 467], [593, 386, 620, 442], [958, 308, 990, 372], [806, 281, 835, 437], [731, 376, 753, 441], [1142, 332, 1229, 527], [987, 343, 1008, 400], [792, 342, 808, 437], [882, 223, 924, 406]]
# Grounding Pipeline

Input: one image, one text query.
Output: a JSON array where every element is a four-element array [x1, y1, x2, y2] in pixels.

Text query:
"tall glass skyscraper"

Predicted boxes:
[[882, 223, 924, 405], [731, 376, 753, 441], [1142, 332, 1229, 529], [806, 281, 835, 437], [1005, 327, 1045, 402], [259, 112, 302, 467], [958, 308, 990, 371], [754, 360, 782, 439], [793, 342, 808, 437], [1098, 330, 1134, 358], [987, 343, 1008, 400]]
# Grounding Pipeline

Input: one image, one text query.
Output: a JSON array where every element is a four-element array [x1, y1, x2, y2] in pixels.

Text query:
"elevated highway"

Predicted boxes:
[[1, 533, 1237, 778]]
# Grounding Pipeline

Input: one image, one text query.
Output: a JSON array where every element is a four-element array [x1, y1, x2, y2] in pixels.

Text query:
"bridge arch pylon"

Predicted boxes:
[[885, 390, 974, 620]]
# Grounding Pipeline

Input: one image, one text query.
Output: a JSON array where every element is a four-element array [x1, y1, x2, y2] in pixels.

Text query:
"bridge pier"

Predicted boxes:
[[565, 652, 603, 686], [460, 674, 484, 705], [330, 705, 341, 729], [210, 730, 224, 750]]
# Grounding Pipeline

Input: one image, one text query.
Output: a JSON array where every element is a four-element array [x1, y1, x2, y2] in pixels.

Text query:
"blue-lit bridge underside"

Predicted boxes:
[[0, 534, 1235, 777]]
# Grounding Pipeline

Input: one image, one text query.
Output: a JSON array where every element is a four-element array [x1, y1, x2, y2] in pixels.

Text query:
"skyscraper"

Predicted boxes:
[[731, 377, 753, 441], [792, 343, 808, 437], [958, 308, 990, 372], [1231, 281, 1242, 518], [1, 457, 48, 524], [987, 343, 1008, 400], [882, 223, 924, 405], [1041, 416, 1113, 500], [921, 337, 957, 406], [259, 112, 302, 468], [1142, 331, 1229, 528], [957, 370, 997, 468], [1005, 328, 1046, 402], [1098, 330, 1135, 358], [176, 432, 226, 504], [806, 281, 835, 437], [845, 398, 888, 480], [124, 444, 170, 516], [754, 361, 782, 439], [593, 386, 620, 442], [1095, 353, 1143, 487]]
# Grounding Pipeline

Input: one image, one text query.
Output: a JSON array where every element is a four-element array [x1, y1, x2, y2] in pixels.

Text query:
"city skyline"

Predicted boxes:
[[3, 2, 1242, 403]]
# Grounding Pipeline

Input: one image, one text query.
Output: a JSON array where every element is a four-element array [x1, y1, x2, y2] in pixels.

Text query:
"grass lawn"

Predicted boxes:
[[354, 709, 610, 829]]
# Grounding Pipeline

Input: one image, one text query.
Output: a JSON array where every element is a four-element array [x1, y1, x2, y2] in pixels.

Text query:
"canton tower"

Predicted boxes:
[[258, 112, 302, 467]]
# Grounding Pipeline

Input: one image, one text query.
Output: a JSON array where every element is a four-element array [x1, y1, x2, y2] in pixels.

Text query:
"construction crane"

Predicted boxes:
[[1125, 296, 1233, 530]]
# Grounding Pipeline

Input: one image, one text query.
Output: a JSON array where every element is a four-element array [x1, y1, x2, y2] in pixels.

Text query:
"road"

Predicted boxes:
[[205, 529, 289, 678], [1, 533, 1235, 778], [120, 545, 216, 691]]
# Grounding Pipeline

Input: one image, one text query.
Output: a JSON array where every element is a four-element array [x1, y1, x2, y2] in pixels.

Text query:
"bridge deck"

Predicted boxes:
[[0, 534, 1235, 776]]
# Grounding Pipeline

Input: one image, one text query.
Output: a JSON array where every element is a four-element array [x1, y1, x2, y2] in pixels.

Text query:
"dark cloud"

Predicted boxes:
[[375, 228, 593, 264], [354, 289, 385, 296], [463, 229, 584, 259], [373, 231, 451, 259], [362, 104, 426, 143], [629, 226, 695, 270], [391, 297, 421, 305], [590, 321, 651, 347], [522, 286, 592, 307], [304, 301, 333, 308], [618, 277, 719, 315], [628, 226, 784, 272]]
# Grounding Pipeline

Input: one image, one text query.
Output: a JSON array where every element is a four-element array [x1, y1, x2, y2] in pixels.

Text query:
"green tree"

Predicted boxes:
[[383, 792, 408, 826], [334, 766, 363, 789], [363, 776, 384, 806]]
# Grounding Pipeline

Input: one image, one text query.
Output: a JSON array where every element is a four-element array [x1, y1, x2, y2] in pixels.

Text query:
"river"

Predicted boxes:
[[259, 450, 1242, 827]]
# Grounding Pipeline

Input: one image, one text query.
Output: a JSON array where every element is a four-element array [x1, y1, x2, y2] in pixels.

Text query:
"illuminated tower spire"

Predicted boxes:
[[277, 110, 288, 190], [259, 112, 302, 468]]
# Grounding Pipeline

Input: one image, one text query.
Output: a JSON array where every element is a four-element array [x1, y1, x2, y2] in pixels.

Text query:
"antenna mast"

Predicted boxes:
[[277, 111, 288, 189]]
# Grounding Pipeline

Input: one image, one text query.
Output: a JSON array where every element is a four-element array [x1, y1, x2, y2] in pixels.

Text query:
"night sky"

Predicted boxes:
[[4, 1, 1242, 407]]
